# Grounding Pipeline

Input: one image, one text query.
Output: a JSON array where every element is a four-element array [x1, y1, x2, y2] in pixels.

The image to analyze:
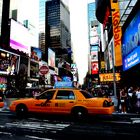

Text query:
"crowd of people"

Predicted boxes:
[[116, 86, 140, 114], [82, 84, 140, 114]]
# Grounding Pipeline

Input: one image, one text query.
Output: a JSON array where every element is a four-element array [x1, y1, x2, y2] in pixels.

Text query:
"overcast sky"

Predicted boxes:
[[62, 0, 94, 84]]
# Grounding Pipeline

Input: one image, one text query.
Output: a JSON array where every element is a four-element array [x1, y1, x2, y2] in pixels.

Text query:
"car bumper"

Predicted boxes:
[[89, 106, 115, 115]]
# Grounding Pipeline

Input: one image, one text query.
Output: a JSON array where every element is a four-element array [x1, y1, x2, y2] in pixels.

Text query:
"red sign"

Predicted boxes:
[[39, 65, 49, 75]]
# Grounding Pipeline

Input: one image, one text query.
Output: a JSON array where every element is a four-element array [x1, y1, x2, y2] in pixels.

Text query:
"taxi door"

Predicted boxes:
[[51, 90, 76, 114], [32, 90, 56, 113]]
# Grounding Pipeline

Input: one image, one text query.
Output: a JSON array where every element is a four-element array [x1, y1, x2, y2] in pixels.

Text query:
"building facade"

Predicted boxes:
[[95, 0, 139, 87], [87, 1, 102, 84]]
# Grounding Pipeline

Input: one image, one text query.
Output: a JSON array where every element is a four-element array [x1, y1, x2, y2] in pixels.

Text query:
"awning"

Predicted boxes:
[[118, 0, 138, 26]]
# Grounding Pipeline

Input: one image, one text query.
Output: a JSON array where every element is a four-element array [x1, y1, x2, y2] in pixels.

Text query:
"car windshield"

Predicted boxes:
[[80, 90, 93, 99]]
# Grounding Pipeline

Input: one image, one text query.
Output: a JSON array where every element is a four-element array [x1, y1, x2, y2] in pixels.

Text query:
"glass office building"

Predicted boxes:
[[45, 0, 71, 61], [39, 0, 47, 54]]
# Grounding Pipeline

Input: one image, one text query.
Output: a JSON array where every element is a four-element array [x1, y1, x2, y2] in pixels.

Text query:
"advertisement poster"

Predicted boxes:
[[91, 62, 99, 74], [99, 73, 120, 82], [110, 0, 122, 66], [48, 48, 55, 68], [122, 10, 140, 71], [30, 60, 39, 78], [90, 26, 99, 45], [91, 51, 98, 62], [31, 47, 42, 62], [0, 48, 20, 75], [10, 19, 31, 54], [0, 76, 7, 91]]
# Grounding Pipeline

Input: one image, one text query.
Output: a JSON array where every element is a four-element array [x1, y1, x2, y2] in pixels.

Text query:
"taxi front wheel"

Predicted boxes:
[[71, 107, 88, 119], [16, 104, 28, 117]]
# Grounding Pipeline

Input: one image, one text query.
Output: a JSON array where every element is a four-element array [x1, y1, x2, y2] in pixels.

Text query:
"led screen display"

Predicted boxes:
[[122, 10, 140, 71], [48, 48, 55, 68], [10, 19, 31, 54], [0, 48, 20, 75], [31, 47, 42, 62]]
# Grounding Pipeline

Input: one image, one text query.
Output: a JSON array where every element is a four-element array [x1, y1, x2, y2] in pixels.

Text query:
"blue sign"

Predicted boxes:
[[123, 46, 140, 71], [122, 10, 140, 71], [90, 45, 98, 52], [54, 82, 73, 88]]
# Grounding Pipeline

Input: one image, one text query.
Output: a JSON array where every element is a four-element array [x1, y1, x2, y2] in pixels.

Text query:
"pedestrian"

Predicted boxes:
[[120, 88, 127, 113], [116, 88, 121, 112], [1, 89, 9, 110], [131, 89, 137, 113], [136, 87, 140, 114]]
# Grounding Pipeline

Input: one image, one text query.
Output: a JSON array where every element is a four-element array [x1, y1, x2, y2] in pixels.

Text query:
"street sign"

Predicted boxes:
[[39, 65, 49, 75]]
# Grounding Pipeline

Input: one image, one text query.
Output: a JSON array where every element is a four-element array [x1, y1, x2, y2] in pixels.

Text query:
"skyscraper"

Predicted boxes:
[[39, 0, 47, 54], [45, 0, 71, 63]]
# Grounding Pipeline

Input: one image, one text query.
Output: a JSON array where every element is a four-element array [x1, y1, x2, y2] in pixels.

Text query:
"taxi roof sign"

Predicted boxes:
[[54, 81, 73, 88]]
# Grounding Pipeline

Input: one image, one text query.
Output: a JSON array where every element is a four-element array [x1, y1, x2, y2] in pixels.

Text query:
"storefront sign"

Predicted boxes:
[[99, 73, 120, 82]]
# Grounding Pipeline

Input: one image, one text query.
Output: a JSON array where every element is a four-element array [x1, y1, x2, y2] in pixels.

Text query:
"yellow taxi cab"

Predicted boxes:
[[9, 82, 115, 118]]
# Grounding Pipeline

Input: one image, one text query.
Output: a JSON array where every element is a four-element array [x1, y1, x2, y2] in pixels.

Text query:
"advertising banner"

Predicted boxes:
[[30, 60, 39, 78], [108, 38, 114, 69], [0, 48, 20, 75], [48, 48, 55, 68], [110, 0, 122, 66], [122, 10, 140, 71], [0, 76, 7, 91], [31, 47, 42, 62], [91, 51, 98, 62], [90, 25, 99, 45], [91, 62, 99, 74], [10, 19, 31, 54], [123, 46, 140, 71], [99, 73, 120, 82]]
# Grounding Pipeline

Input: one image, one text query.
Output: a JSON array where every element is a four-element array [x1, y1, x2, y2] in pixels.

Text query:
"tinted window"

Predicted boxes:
[[80, 90, 93, 99], [39, 90, 55, 99], [56, 90, 75, 100]]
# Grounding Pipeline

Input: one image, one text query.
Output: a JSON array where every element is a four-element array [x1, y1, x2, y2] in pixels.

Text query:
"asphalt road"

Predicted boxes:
[[0, 111, 140, 140]]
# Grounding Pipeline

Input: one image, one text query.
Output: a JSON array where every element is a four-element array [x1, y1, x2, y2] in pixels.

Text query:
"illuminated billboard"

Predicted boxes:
[[110, 0, 122, 66], [90, 26, 99, 45], [10, 19, 32, 54], [99, 73, 120, 82], [122, 10, 140, 71], [48, 48, 55, 68], [91, 62, 99, 74], [0, 48, 20, 75], [31, 47, 42, 62]]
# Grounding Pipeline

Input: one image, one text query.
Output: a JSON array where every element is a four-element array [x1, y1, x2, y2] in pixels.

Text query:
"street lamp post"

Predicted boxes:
[[111, 40, 117, 108]]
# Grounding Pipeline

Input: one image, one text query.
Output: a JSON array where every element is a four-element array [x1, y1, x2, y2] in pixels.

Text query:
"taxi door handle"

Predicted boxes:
[[69, 101, 74, 103]]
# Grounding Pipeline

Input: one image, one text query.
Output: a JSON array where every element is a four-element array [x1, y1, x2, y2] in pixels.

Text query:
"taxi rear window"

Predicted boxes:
[[80, 91, 93, 99]]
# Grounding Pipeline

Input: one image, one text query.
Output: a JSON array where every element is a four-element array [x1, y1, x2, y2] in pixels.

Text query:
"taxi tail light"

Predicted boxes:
[[103, 100, 114, 107]]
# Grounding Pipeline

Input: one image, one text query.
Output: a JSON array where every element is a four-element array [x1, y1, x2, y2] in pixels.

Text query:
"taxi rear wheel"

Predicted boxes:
[[16, 104, 28, 117], [71, 107, 88, 119]]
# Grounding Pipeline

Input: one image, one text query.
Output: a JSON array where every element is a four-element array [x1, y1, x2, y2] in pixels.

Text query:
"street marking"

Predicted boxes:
[[5, 121, 70, 131], [132, 120, 140, 124], [25, 135, 52, 140], [103, 120, 132, 124], [130, 118, 140, 120]]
